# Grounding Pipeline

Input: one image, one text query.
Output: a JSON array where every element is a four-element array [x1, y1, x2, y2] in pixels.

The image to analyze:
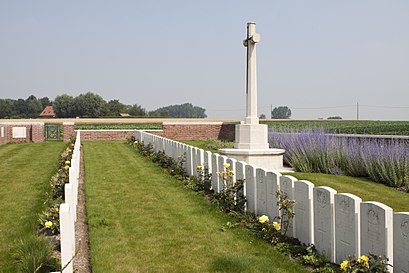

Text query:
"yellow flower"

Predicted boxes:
[[272, 221, 281, 231], [359, 255, 369, 263], [65, 160, 71, 165], [228, 170, 234, 177], [44, 221, 53, 229], [340, 260, 349, 270], [258, 215, 269, 224], [55, 207, 59, 213], [223, 163, 230, 169], [64, 165, 70, 170], [196, 165, 203, 169]]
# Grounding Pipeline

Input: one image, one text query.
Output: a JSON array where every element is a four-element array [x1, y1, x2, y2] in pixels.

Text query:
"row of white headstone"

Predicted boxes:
[[135, 130, 409, 273], [57, 131, 81, 273]]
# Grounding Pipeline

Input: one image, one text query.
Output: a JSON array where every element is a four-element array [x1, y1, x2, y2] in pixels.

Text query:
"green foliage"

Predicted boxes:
[[149, 102, 207, 118], [340, 253, 390, 273], [54, 94, 75, 118], [107, 99, 127, 116], [262, 120, 409, 135], [271, 106, 292, 119], [73, 92, 107, 117], [11, 235, 59, 273], [276, 191, 296, 237], [127, 103, 146, 116]]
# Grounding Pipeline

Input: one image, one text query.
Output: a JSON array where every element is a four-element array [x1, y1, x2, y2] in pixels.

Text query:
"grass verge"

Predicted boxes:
[[75, 123, 162, 130], [83, 141, 306, 273], [288, 173, 409, 212], [0, 142, 66, 272], [180, 139, 233, 154]]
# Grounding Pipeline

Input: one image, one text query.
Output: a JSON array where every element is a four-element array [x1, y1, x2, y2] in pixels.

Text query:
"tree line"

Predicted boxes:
[[0, 92, 207, 119]]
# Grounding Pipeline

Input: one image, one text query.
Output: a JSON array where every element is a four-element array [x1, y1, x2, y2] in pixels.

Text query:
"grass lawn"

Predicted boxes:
[[180, 139, 233, 154], [83, 141, 307, 273], [288, 173, 409, 212], [0, 142, 66, 272]]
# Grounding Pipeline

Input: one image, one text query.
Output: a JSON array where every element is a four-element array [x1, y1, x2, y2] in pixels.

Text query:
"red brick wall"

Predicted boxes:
[[32, 124, 44, 143], [0, 125, 6, 145], [7, 125, 31, 143], [63, 123, 76, 142], [79, 130, 135, 141], [147, 122, 237, 141]]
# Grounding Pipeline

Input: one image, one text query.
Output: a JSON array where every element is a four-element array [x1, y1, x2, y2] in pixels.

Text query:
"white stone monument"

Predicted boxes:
[[219, 22, 285, 171]]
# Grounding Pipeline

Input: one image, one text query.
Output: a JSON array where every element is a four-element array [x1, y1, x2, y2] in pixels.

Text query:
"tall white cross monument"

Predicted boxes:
[[219, 22, 286, 171]]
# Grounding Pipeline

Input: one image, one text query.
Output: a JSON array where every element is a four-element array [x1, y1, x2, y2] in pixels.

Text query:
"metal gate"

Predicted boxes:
[[44, 124, 63, 141]]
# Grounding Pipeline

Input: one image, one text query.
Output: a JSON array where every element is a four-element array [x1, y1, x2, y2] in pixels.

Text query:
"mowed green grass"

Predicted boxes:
[[0, 142, 66, 271], [83, 141, 306, 273], [288, 173, 409, 212]]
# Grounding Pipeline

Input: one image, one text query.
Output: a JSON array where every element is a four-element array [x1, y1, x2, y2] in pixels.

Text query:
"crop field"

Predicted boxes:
[[262, 120, 409, 135]]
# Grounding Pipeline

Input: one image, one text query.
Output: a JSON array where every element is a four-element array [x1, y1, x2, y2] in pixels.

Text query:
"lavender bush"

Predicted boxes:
[[269, 129, 409, 189]]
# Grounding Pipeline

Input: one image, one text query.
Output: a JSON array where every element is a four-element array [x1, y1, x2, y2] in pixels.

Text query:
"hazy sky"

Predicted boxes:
[[1, 1, 408, 120]]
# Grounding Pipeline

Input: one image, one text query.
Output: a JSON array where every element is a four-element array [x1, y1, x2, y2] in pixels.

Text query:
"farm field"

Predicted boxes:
[[0, 142, 66, 272], [262, 120, 409, 135], [83, 141, 306, 273]]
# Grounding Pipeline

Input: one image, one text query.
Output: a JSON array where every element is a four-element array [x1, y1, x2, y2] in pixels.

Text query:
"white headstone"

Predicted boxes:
[[211, 153, 220, 192], [235, 161, 246, 182], [394, 212, 409, 273], [266, 171, 281, 220], [60, 203, 74, 273], [218, 155, 228, 192], [279, 175, 296, 237], [335, 193, 362, 264], [256, 168, 267, 216], [245, 164, 256, 213], [360, 201, 393, 270], [294, 180, 315, 245], [203, 151, 212, 173], [314, 186, 337, 262], [186, 146, 193, 176], [226, 158, 237, 182]]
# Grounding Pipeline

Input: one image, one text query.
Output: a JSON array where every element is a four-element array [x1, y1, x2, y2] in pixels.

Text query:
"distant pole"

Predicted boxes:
[[270, 104, 273, 119], [356, 102, 359, 120]]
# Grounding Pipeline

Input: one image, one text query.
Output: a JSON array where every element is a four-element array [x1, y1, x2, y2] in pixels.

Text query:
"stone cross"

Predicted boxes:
[[243, 22, 261, 125]]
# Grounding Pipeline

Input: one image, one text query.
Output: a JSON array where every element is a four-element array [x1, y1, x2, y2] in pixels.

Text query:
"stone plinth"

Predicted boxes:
[[218, 147, 285, 171], [234, 124, 269, 149]]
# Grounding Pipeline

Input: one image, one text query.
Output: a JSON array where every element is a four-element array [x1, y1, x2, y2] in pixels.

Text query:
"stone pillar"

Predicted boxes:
[[63, 122, 76, 142]]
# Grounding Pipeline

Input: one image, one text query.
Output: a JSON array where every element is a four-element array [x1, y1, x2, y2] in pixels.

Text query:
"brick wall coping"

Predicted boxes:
[[76, 129, 137, 132], [163, 121, 240, 125], [0, 122, 45, 125]]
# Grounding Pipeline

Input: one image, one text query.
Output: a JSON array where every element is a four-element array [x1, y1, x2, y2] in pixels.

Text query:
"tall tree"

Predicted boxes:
[[127, 104, 146, 116], [271, 106, 291, 119], [0, 99, 16, 118], [25, 95, 43, 118], [54, 94, 75, 118], [73, 92, 106, 117], [39, 97, 51, 108], [107, 99, 127, 116], [149, 103, 207, 118]]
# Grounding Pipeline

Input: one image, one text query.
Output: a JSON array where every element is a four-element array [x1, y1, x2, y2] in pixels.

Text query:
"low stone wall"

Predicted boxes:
[[0, 122, 44, 144], [0, 121, 239, 143], [149, 122, 237, 141], [78, 130, 136, 141]]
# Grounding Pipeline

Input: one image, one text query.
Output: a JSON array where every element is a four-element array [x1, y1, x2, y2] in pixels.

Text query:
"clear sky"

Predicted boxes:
[[1, 0, 408, 120]]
